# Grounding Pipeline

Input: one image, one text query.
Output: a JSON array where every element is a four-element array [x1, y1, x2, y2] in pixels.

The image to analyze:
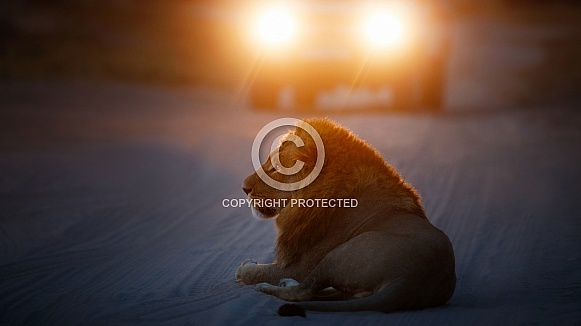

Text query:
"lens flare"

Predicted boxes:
[[365, 12, 403, 46], [256, 9, 295, 45]]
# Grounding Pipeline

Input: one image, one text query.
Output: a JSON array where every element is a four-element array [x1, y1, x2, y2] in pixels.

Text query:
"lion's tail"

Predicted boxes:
[[278, 279, 406, 317]]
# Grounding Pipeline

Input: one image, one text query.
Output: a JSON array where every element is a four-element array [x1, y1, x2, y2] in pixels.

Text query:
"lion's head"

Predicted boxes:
[[242, 118, 425, 222]]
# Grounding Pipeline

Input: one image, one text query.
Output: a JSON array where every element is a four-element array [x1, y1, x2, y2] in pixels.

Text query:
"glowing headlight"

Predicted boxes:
[[256, 9, 295, 46], [364, 12, 403, 46]]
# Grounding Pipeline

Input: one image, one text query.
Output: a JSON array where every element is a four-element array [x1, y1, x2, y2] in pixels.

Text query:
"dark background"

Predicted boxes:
[[1, 0, 580, 105]]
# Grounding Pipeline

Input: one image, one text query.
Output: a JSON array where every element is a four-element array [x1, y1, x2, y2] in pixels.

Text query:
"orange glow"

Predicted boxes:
[[359, 3, 419, 50], [364, 12, 403, 46], [253, 7, 296, 47]]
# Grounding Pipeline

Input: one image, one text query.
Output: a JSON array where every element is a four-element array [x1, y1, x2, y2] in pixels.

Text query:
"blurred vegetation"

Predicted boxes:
[[525, 33, 581, 106], [0, 0, 247, 88], [1, 0, 580, 103], [503, 1, 581, 106]]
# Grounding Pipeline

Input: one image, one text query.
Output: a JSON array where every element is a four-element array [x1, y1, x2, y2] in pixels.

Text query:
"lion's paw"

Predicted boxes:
[[240, 259, 258, 267], [235, 259, 257, 283], [279, 278, 299, 287], [255, 282, 275, 292]]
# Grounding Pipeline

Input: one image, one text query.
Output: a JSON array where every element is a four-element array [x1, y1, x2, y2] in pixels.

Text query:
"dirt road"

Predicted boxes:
[[0, 78, 579, 324]]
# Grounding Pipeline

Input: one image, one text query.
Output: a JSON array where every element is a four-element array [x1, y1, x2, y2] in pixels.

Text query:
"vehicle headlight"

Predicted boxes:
[[364, 12, 403, 46], [255, 8, 295, 46]]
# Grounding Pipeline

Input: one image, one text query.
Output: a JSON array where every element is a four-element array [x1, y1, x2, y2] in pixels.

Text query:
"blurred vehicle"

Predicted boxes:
[[242, 0, 453, 111]]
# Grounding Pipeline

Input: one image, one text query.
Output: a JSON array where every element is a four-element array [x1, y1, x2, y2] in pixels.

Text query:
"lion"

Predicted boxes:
[[236, 118, 455, 316]]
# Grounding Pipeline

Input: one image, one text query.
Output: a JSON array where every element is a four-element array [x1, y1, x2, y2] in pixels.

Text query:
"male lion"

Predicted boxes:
[[236, 118, 455, 316]]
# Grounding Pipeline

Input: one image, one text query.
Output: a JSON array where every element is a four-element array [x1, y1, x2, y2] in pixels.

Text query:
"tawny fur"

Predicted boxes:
[[237, 118, 456, 314]]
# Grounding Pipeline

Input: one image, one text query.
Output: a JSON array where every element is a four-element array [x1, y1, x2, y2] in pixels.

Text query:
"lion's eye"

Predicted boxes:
[[268, 163, 282, 173]]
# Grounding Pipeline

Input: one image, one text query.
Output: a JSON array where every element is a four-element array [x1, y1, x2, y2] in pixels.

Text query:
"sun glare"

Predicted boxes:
[[256, 8, 295, 46], [365, 12, 403, 46]]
